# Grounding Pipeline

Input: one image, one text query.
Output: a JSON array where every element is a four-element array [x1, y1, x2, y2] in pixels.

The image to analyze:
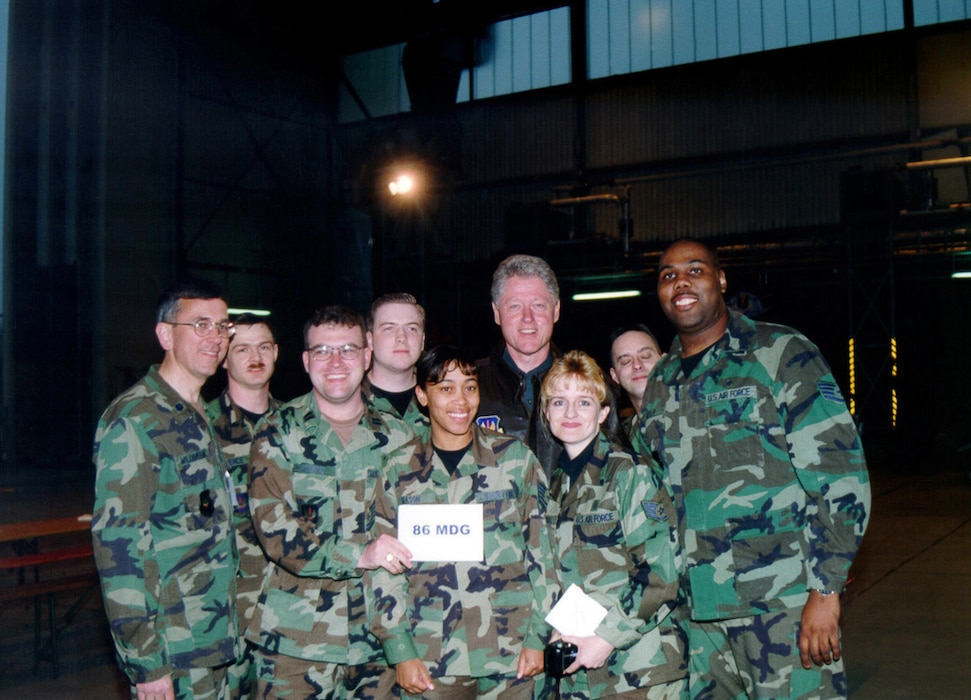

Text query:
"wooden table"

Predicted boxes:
[[0, 514, 97, 678]]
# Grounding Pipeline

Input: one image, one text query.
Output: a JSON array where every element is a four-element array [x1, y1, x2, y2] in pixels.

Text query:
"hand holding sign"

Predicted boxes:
[[397, 504, 484, 561]]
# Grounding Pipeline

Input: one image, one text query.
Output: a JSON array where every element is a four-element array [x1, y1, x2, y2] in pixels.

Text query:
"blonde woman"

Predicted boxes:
[[541, 350, 687, 699]]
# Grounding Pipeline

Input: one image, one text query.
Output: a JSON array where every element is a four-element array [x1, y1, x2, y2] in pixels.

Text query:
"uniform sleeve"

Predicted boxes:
[[778, 335, 871, 591], [368, 447, 420, 664], [519, 447, 556, 651], [592, 455, 679, 651], [91, 416, 171, 684], [248, 417, 364, 579]]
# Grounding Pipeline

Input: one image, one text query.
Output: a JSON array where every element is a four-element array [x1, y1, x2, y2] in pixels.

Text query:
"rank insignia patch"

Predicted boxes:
[[642, 501, 667, 522], [818, 380, 845, 403]]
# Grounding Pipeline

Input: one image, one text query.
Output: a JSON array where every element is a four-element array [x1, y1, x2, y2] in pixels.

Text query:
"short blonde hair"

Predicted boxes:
[[540, 350, 609, 411]]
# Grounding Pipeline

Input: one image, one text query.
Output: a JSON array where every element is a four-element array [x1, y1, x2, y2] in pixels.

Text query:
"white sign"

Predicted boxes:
[[397, 503, 484, 562], [545, 584, 609, 636]]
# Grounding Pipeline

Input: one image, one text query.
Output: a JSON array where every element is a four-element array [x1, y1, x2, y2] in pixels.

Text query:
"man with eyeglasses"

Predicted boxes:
[[92, 278, 240, 700], [247, 305, 414, 699], [207, 313, 281, 699], [608, 323, 665, 453], [363, 293, 429, 434]]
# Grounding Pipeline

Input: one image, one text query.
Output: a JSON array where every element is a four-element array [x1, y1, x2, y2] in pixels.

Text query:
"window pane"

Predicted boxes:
[[860, 0, 888, 34], [609, 0, 631, 75], [342, 0, 964, 118], [939, 0, 971, 23], [588, 0, 611, 78], [716, 0, 741, 58], [762, 0, 787, 50], [550, 8, 573, 84], [739, 0, 764, 54], [835, 1, 861, 38], [693, 0, 717, 62], [650, 0, 674, 68], [810, 0, 837, 43], [671, 0, 695, 65], [786, 0, 812, 47]]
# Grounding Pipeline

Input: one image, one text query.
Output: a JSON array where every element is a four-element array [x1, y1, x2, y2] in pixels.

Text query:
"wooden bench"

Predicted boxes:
[[0, 544, 94, 571], [1, 542, 98, 679], [0, 515, 99, 677], [0, 572, 100, 678]]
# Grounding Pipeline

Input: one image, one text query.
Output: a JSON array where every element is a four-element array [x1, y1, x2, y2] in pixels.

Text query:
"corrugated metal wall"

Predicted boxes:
[[337, 26, 970, 265]]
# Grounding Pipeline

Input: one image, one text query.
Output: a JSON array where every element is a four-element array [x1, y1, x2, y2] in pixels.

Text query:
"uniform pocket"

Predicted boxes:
[[573, 515, 629, 591], [175, 451, 232, 531], [703, 384, 765, 471], [292, 463, 338, 533]]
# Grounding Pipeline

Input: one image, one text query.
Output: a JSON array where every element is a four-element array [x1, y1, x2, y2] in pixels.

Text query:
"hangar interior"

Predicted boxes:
[[2, 0, 970, 474]]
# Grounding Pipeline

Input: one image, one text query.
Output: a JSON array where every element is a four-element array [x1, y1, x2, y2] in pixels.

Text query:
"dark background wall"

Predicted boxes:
[[2, 2, 969, 473]]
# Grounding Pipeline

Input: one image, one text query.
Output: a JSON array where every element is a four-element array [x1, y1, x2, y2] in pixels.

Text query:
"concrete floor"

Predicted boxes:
[[0, 466, 968, 699]]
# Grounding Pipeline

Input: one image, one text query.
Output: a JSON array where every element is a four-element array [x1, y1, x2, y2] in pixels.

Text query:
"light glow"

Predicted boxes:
[[847, 337, 856, 416], [388, 173, 416, 196], [228, 307, 271, 317], [891, 336, 898, 429], [571, 290, 642, 302]]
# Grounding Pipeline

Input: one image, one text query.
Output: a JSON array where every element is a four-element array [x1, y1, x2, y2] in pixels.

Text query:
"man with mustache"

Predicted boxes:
[[208, 313, 281, 699]]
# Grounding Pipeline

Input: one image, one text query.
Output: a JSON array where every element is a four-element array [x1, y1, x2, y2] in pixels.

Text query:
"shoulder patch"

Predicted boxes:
[[642, 500, 667, 522], [537, 481, 548, 513], [476, 415, 501, 432], [817, 380, 845, 403]]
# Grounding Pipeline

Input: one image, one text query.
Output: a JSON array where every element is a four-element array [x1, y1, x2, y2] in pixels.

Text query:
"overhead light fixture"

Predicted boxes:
[[951, 252, 971, 279], [228, 307, 271, 317], [572, 289, 642, 302], [388, 173, 415, 196], [568, 273, 645, 302], [384, 160, 429, 199]]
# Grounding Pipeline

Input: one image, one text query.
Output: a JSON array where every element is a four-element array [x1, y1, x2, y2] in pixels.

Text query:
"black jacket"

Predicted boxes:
[[475, 343, 561, 476]]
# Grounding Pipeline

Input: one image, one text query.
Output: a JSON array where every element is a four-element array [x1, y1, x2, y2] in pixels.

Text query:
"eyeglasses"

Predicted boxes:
[[167, 319, 236, 338], [306, 344, 362, 362]]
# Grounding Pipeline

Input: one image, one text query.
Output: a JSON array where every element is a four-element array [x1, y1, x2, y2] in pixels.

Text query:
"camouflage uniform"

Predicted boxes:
[[369, 425, 556, 696], [92, 365, 239, 694], [207, 390, 281, 699], [247, 390, 413, 698], [622, 412, 652, 466], [547, 431, 687, 699], [640, 311, 870, 699], [362, 375, 430, 437]]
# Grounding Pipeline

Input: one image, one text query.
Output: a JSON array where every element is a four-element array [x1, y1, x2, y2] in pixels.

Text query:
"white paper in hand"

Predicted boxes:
[[545, 583, 608, 636]]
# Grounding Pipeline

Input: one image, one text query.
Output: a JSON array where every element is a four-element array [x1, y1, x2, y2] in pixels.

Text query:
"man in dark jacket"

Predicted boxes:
[[476, 254, 561, 474]]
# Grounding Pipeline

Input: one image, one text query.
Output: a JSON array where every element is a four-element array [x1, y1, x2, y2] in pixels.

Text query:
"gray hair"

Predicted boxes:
[[490, 254, 559, 305], [156, 278, 226, 324]]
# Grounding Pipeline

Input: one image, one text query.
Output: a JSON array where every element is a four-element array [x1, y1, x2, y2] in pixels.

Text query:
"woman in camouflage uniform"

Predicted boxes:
[[369, 344, 556, 699], [541, 350, 687, 700]]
